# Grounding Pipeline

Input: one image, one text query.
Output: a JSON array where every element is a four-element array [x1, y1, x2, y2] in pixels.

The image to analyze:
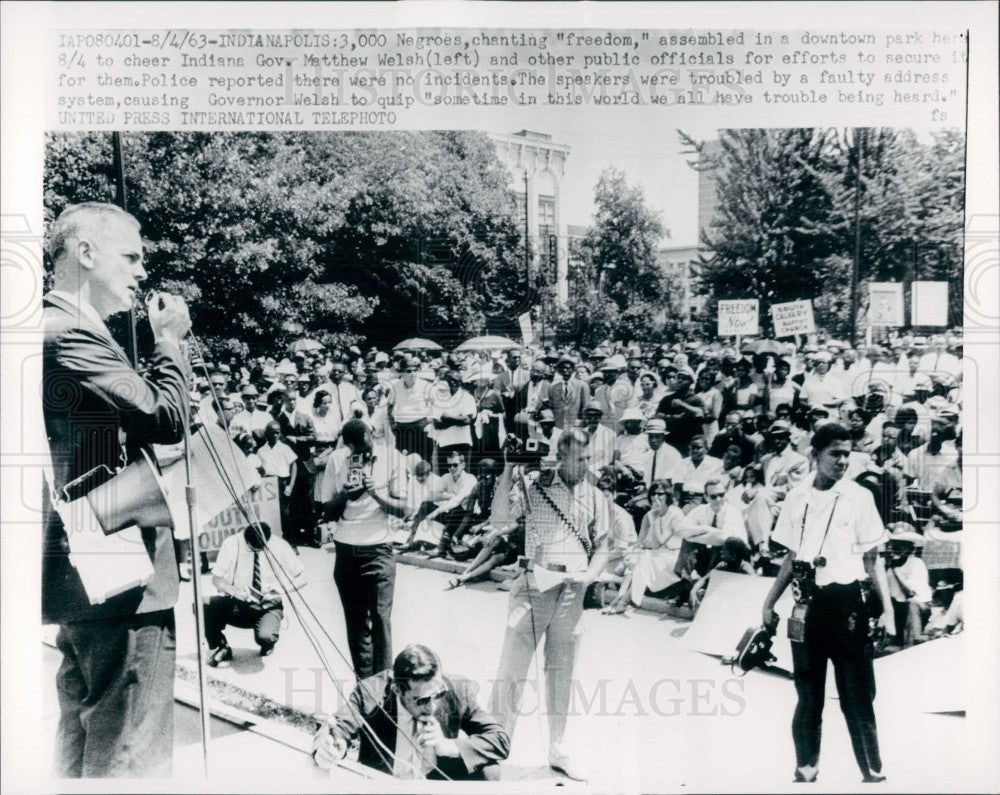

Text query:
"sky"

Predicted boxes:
[[488, 113, 731, 249]]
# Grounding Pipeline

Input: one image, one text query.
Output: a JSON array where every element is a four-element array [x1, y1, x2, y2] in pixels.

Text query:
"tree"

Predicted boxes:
[[44, 131, 528, 357], [680, 127, 966, 340], [558, 167, 679, 346]]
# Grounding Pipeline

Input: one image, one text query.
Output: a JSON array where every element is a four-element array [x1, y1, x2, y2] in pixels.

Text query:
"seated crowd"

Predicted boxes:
[[188, 331, 964, 649]]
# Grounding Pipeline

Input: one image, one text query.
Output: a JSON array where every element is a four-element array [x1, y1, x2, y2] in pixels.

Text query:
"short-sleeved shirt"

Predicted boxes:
[[388, 378, 430, 424], [429, 387, 477, 448], [771, 477, 887, 587], [508, 471, 610, 573], [319, 446, 407, 545], [257, 440, 298, 478]]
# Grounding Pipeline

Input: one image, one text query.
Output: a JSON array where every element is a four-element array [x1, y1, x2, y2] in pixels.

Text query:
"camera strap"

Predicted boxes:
[[798, 493, 840, 562], [532, 480, 595, 559]]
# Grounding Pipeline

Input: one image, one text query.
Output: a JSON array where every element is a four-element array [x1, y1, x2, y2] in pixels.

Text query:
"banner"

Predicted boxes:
[[868, 282, 905, 326], [912, 281, 949, 327], [770, 299, 816, 337], [198, 476, 283, 552], [518, 312, 534, 346], [717, 299, 759, 336]]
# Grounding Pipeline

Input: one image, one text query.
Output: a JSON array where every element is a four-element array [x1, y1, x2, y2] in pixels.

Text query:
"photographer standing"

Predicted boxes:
[[762, 423, 890, 784], [319, 419, 408, 678]]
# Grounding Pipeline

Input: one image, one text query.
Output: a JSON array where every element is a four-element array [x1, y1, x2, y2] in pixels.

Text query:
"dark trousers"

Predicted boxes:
[[285, 469, 315, 546], [55, 610, 176, 778], [203, 595, 282, 651], [791, 581, 882, 777], [333, 542, 396, 679], [393, 420, 431, 462]]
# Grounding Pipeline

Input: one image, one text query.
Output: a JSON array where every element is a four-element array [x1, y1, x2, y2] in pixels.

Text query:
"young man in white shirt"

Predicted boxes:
[[389, 355, 432, 462], [763, 422, 890, 784], [670, 435, 724, 505]]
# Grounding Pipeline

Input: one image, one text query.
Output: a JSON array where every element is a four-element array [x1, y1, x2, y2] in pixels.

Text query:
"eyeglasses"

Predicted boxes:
[[707, 493, 725, 500], [411, 689, 447, 708], [649, 492, 667, 498], [447, 462, 462, 469]]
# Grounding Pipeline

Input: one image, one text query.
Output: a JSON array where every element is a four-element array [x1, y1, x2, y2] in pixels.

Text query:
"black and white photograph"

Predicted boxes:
[[2, 3, 999, 794]]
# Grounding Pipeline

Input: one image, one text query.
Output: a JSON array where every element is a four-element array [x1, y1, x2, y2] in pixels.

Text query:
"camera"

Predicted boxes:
[[790, 559, 817, 604], [502, 435, 550, 466]]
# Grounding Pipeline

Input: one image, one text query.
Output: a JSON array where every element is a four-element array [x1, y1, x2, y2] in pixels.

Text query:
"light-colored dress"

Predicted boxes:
[[628, 505, 685, 606]]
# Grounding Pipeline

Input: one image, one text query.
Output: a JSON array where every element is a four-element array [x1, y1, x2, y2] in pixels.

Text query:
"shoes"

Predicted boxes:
[[550, 756, 588, 782], [259, 643, 275, 657], [793, 765, 818, 783], [208, 644, 233, 667], [863, 772, 886, 783]]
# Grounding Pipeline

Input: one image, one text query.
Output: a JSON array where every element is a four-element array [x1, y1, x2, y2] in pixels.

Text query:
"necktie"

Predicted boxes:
[[332, 383, 343, 425], [650, 449, 658, 485], [711, 511, 718, 528], [252, 550, 261, 594], [933, 353, 940, 372]]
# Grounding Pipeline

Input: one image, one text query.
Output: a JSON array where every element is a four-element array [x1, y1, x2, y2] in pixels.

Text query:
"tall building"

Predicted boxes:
[[488, 130, 571, 303], [657, 244, 705, 323]]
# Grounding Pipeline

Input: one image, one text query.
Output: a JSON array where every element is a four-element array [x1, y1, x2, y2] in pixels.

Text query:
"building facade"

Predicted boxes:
[[488, 130, 571, 303]]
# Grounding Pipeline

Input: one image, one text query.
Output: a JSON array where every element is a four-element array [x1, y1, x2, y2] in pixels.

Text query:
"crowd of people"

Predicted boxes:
[[196, 330, 964, 650]]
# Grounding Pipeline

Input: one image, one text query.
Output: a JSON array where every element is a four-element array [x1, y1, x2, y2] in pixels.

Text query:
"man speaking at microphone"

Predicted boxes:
[[43, 202, 192, 777]]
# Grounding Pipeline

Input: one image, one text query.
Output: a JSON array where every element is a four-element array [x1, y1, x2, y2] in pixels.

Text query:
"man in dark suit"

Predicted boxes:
[[548, 353, 587, 430], [274, 386, 317, 546], [42, 202, 192, 776], [312, 644, 509, 780]]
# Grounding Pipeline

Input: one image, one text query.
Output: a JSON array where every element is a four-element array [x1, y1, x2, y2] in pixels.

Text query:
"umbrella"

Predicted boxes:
[[752, 339, 784, 355], [393, 338, 443, 352], [288, 338, 324, 354], [453, 335, 522, 353]]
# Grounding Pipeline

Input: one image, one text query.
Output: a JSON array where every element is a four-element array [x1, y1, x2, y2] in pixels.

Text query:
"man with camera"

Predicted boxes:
[[487, 429, 610, 782], [319, 419, 408, 678], [762, 422, 891, 784]]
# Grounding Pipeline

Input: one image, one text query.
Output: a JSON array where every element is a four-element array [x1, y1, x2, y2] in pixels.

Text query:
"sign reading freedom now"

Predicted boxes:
[[770, 299, 816, 337], [717, 299, 759, 336]]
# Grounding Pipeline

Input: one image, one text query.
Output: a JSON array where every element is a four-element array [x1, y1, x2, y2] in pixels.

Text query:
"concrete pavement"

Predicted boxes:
[[162, 545, 975, 791]]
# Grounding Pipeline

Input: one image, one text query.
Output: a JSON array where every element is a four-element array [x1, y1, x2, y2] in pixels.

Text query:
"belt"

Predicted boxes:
[[517, 556, 567, 574]]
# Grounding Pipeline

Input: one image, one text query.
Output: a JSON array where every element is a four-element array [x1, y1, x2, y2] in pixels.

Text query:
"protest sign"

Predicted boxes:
[[770, 299, 816, 337], [868, 282, 905, 326], [912, 281, 949, 327], [717, 299, 759, 336], [198, 476, 283, 552]]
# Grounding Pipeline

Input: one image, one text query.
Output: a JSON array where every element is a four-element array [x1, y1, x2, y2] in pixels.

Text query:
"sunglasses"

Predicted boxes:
[[707, 492, 726, 500], [447, 462, 462, 469], [411, 689, 447, 708]]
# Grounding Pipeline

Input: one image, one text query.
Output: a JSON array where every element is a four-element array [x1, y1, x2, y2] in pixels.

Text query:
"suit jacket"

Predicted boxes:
[[330, 672, 509, 780], [42, 292, 190, 624], [547, 376, 587, 429], [274, 408, 317, 473], [509, 379, 551, 423]]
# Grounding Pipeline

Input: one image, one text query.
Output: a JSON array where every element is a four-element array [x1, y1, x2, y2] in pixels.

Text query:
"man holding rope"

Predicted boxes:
[[486, 428, 610, 782]]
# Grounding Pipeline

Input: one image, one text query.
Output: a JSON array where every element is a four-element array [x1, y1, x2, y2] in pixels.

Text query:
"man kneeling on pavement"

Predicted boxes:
[[312, 644, 509, 780], [205, 522, 305, 665]]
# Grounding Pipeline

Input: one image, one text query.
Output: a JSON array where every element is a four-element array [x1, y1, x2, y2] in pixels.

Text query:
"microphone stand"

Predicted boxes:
[[182, 340, 212, 775]]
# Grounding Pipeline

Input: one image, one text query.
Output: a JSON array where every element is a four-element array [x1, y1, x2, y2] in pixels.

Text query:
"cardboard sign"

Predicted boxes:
[[518, 312, 534, 345], [868, 282, 905, 326], [770, 299, 816, 337], [912, 281, 949, 327], [717, 299, 759, 336], [198, 476, 283, 551]]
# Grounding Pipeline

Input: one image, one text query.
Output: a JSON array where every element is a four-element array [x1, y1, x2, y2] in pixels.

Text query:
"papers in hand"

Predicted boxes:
[[531, 566, 574, 592], [60, 497, 153, 605]]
